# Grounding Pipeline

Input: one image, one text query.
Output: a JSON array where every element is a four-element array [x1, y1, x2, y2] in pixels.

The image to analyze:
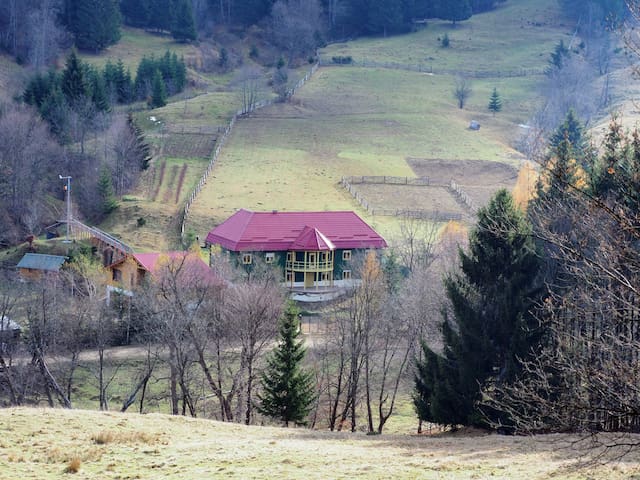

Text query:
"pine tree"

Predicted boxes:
[[549, 109, 590, 163], [149, 69, 167, 107], [488, 87, 502, 115], [436, 0, 472, 24], [98, 166, 118, 214], [257, 303, 315, 427], [127, 114, 152, 170], [61, 50, 89, 105], [171, 0, 197, 42], [120, 0, 150, 27], [414, 189, 541, 428], [147, 0, 174, 32], [66, 0, 121, 51]]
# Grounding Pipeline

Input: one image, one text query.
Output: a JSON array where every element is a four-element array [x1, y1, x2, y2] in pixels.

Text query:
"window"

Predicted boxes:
[[242, 253, 252, 265], [321, 272, 331, 281], [286, 271, 293, 283], [286, 252, 293, 262], [342, 270, 351, 280], [342, 250, 352, 261], [265, 252, 275, 264], [112, 269, 122, 282]]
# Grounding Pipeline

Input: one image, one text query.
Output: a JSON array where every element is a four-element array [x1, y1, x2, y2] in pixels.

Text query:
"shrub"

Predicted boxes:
[[249, 44, 259, 59], [441, 33, 450, 48], [331, 56, 352, 64], [137, 217, 146, 227], [64, 458, 81, 474]]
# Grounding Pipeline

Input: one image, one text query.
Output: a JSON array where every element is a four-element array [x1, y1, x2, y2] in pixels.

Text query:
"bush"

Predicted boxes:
[[331, 56, 352, 64], [249, 44, 259, 59], [137, 217, 146, 227], [441, 33, 450, 48]]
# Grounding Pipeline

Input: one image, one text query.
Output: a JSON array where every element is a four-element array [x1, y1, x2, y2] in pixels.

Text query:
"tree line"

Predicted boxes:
[[415, 110, 640, 441]]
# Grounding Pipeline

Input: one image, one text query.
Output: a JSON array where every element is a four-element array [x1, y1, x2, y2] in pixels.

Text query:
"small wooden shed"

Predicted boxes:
[[16, 253, 67, 281]]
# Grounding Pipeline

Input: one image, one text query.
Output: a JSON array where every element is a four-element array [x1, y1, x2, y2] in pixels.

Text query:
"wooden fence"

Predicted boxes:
[[449, 180, 478, 213], [343, 175, 430, 186], [180, 62, 320, 241], [341, 176, 462, 221], [318, 54, 545, 78]]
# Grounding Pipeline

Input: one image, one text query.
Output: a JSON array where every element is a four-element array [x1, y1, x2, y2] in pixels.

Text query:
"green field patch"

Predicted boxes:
[[79, 27, 199, 72]]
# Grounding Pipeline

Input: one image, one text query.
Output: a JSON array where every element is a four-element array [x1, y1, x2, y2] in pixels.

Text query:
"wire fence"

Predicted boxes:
[[180, 63, 320, 241]]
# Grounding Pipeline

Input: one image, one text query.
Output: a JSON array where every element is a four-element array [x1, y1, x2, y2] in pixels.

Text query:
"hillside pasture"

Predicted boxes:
[[2, 408, 640, 479], [185, 67, 531, 240], [78, 27, 199, 72], [320, 0, 568, 76]]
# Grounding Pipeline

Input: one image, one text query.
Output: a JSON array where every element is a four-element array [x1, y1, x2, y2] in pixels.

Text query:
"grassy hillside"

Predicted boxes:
[[322, 0, 567, 74], [1, 407, 639, 479], [184, 0, 571, 242]]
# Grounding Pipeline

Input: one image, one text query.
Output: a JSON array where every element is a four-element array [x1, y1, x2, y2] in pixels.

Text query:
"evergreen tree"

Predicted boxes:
[[98, 166, 118, 214], [546, 40, 570, 74], [171, 0, 197, 42], [366, 0, 404, 36], [147, 0, 174, 32], [64, 0, 121, 51], [127, 114, 152, 170], [488, 87, 502, 115], [120, 0, 150, 27], [548, 109, 590, 163], [257, 303, 315, 427], [436, 0, 472, 24], [149, 69, 167, 107], [415, 189, 541, 428], [61, 50, 89, 105], [89, 67, 110, 112]]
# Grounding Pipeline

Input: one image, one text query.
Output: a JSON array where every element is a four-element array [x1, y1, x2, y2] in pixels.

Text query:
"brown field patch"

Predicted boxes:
[[162, 133, 217, 159], [407, 158, 518, 187], [354, 184, 467, 218]]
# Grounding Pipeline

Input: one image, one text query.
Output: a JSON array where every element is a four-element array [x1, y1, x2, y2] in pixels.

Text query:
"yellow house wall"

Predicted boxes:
[[108, 256, 143, 289]]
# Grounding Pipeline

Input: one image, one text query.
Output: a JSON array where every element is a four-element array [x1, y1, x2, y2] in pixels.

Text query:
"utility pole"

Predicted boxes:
[[59, 175, 72, 242]]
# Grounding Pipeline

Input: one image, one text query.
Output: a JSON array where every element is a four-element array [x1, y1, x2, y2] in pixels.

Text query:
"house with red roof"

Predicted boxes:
[[107, 251, 215, 290], [205, 209, 387, 291]]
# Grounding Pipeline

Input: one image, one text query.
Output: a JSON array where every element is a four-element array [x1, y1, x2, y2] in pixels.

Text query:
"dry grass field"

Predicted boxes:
[[2, 408, 640, 480]]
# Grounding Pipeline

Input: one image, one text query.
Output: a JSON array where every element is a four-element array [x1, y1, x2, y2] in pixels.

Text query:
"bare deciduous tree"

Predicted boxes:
[[453, 76, 471, 109]]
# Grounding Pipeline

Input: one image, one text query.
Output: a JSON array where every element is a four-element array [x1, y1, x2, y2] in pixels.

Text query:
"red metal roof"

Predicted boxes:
[[291, 226, 335, 251], [133, 252, 218, 284], [205, 209, 387, 252]]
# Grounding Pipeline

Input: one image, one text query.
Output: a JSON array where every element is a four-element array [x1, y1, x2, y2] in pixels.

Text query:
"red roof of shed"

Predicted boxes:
[[205, 210, 387, 252]]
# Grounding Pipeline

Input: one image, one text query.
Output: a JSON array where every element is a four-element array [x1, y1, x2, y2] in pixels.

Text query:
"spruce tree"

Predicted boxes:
[[171, 0, 197, 42], [98, 166, 118, 214], [414, 189, 541, 428], [436, 0, 472, 24], [149, 69, 167, 107], [257, 303, 315, 427], [127, 114, 152, 170], [549, 109, 590, 163], [61, 50, 89, 105], [488, 87, 502, 115]]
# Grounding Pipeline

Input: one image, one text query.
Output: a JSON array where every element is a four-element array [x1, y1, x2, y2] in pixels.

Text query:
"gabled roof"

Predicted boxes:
[[290, 226, 335, 251], [206, 209, 387, 252], [17, 253, 66, 272]]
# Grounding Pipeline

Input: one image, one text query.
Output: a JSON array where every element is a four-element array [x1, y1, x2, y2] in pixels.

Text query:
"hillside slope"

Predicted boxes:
[[1, 408, 639, 479]]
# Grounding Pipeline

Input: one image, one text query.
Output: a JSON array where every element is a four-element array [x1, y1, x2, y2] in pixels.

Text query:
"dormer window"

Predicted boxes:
[[265, 252, 275, 263]]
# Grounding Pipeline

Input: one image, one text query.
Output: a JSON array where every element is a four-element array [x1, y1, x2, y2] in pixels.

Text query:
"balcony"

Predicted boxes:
[[286, 260, 334, 272]]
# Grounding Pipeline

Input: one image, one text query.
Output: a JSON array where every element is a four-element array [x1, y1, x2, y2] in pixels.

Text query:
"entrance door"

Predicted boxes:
[[304, 272, 315, 288]]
